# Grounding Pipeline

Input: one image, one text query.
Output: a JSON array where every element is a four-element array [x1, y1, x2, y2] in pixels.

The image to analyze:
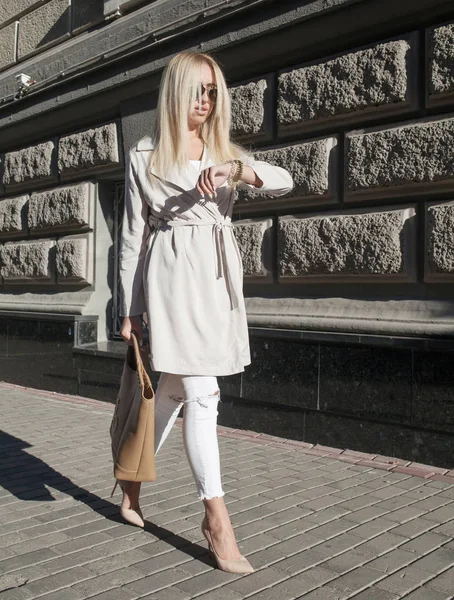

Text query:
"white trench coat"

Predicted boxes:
[[119, 136, 293, 376]]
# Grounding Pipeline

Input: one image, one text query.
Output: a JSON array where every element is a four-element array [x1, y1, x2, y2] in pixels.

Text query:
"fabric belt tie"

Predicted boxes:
[[150, 217, 239, 310]]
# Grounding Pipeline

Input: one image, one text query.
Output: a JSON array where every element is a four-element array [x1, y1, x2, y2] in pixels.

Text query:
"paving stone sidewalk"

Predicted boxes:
[[1, 383, 454, 600]]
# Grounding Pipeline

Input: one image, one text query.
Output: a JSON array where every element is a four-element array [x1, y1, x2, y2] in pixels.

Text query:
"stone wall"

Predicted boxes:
[[0, 122, 119, 292], [0, 0, 105, 69], [230, 22, 454, 335]]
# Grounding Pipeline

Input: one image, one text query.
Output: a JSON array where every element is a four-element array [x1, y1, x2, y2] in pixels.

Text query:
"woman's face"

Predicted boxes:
[[187, 62, 216, 130]]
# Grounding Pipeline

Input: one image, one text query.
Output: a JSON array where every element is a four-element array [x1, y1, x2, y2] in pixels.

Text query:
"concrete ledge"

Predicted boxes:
[[245, 297, 454, 337]]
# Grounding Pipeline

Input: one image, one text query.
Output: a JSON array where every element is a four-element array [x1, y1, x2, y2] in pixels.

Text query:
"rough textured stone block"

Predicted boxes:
[[428, 22, 454, 104], [233, 218, 273, 279], [3, 141, 55, 188], [278, 206, 416, 280], [0, 239, 54, 282], [278, 37, 415, 132], [72, 0, 104, 33], [346, 117, 454, 199], [237, 138, 337, 207], [0, 195, 28, 237], [0, 21, 17, 71], [29, 182, 95, 233], [56, 233, 93, 285], [18, 0, 70, 58], [425, 200, 454, 281], [58, 123, 120, 177], [0, 0, 40, 27], [230, 77, 272, 140]]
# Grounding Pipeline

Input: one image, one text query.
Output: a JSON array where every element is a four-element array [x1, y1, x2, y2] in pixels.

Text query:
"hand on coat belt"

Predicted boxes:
[[148, 217, 240, 310]]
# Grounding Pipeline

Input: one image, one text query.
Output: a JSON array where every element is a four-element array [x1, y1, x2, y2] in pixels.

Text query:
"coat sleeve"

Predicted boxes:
[[119, 150, 149, 317], [237, 153, 294, 197]]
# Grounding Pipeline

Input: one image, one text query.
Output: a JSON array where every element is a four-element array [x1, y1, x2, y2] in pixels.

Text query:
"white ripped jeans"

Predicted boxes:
[[153, 372, 225, 501]]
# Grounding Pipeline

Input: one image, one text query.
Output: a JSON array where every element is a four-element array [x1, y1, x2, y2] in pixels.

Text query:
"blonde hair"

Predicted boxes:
[[149, 51, 248, 180]]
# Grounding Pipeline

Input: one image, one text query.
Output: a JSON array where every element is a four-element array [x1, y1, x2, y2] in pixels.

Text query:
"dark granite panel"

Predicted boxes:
[[413, 350, 454, 432], [7, 319, 40, 356], [304, 411, 454, 469], [37, 321, 75, 344], [319, 346, 412, 423], [218, 373, 242, 398], [218, 397, 305, 441], [394, 426, 454, 469], [0, 318, 7, 355], [78, 369, 122, 403], [75, 353, 125, 377], [77, 320, 98, 345], [304, 411, 393, 456], [41, 374, 79, 396], [242, 338, 318, 409]]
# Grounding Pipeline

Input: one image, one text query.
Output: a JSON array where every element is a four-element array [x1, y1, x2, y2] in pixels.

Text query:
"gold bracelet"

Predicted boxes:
[[227, 159, 243, 185]]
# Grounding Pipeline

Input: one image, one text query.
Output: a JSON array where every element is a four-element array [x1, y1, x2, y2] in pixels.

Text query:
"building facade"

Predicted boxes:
[[1, 0, 454, 466]]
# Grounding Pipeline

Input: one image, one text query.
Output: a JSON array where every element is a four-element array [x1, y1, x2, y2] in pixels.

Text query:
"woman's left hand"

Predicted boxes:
[[196, 163, 231, 197]]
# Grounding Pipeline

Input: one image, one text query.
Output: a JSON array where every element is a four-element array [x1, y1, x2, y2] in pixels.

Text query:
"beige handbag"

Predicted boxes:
[[110, 331, 156, 482]]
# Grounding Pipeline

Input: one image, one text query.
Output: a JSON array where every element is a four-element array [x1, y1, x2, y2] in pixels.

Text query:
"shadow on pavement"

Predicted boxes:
[[0, 430, 212, 565]]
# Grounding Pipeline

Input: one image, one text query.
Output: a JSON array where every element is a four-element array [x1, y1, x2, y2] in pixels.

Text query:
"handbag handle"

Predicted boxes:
[[130, 331, 153, 398]]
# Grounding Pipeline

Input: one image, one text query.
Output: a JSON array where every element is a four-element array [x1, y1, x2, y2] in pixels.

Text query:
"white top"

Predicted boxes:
[[119, 136, 294, 375]]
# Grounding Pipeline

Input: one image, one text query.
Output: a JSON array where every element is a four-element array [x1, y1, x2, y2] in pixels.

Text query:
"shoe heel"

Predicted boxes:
[[110, 481, 119, 498]]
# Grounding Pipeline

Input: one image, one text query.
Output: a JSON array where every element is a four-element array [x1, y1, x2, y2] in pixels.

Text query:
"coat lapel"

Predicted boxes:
[[135, 136, 215, 199]]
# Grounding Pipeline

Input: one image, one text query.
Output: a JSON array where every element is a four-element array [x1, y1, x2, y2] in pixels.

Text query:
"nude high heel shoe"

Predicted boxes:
[[111, 481, 145, 528], [201, 516, 254, 574]]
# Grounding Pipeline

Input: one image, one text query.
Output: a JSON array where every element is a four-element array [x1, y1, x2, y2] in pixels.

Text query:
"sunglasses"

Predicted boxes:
[[194, 83, 217, 102]]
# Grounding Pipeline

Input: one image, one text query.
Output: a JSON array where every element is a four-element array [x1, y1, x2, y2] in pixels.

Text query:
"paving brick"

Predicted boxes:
[[411, 547, 454, 572], [248, 533, 323, 569], [426, 566, 454, 594], [423, 504, 454, 523], [391, 518, 436, 539], [376, 565, 432, 594], [22, 567, 94, 596], [366, 548, 417, 573], [314, 533, 365, 556], [241, 567, 336, 600], [399, 531, 451, 555], [349, 588, 400, 600], [356, 532, 409, 554], [329, 566, 384, 594], [83, 589, 138, 600], [172, 569, 236, 596], [272, 549, 328, 575], [140, 587, 190, 600], [225, 566, 288, 596], [38, 589, 84, 600], [403, 587, 451, 600], [320, 549, 369, 574]]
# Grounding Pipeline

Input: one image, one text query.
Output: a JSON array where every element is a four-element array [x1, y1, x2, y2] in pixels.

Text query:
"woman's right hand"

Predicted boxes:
[[120, 315, 143, 345]]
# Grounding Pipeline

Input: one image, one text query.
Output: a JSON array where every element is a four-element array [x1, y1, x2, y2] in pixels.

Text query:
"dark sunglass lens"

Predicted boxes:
[[208, 88, 217, 102]]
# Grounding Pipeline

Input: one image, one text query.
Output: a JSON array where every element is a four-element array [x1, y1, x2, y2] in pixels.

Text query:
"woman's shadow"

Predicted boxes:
[[0, 430, 211, 564]]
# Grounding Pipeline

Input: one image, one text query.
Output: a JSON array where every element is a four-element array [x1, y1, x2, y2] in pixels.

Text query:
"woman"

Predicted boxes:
[[118, 51, 293, 574]]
